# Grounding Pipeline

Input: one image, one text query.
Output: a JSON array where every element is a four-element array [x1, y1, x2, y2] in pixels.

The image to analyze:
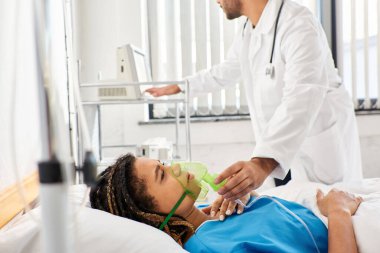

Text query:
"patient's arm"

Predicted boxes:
[[316, 189, 363, 253]]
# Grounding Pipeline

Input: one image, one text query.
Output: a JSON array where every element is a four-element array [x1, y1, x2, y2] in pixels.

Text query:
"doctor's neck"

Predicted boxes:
[[243, 0, 269, 27]]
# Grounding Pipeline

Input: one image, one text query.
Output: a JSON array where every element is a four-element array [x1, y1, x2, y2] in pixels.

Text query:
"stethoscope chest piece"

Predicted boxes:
[[265, 63, 275, 78]]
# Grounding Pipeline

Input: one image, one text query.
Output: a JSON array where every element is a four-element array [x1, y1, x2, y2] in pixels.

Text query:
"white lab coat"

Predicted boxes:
[[186, 0, 362, 184]]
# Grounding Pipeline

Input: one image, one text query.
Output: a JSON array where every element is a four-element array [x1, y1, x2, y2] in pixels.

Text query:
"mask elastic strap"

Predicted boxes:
[[159, 191, 188, 230]]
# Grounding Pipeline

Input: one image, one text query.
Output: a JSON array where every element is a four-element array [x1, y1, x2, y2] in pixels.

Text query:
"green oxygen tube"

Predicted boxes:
[[172, 162, 227, 192]]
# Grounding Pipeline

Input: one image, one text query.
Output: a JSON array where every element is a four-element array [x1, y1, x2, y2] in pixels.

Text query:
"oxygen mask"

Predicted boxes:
[[171, 161, 227, 192], [167, 163, 204, 201], [159, 162, 226, 230]]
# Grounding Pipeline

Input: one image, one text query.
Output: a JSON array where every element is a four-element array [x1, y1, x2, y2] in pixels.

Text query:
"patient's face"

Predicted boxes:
[[134, 158, 196, 218]]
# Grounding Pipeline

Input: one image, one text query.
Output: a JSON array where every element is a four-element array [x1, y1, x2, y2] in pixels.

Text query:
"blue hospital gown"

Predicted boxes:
[[184, 196, 327, 253]]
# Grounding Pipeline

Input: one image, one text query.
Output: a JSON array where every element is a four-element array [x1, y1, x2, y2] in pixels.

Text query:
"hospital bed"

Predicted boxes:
[[1, 178, 380, 253]]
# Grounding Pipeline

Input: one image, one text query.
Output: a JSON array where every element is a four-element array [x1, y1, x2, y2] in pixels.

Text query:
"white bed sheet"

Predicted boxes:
[[259, 178, 380, 253]]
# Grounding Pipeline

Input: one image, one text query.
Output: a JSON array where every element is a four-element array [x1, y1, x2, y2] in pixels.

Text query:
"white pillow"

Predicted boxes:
[[0, 185, 187, 253]]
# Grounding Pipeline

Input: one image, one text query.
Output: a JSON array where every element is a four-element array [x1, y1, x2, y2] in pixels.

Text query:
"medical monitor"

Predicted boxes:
[[80, 44, 152, 102], [116, 44, 152, 99], [126, 45, 152, 83]]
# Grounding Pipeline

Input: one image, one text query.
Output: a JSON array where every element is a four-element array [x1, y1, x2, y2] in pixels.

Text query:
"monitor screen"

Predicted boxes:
[[126, 45, 153, 96], [132, 50, 151, 82]]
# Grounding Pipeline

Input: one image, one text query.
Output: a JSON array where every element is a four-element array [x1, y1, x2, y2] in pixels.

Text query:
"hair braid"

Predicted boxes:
[[90, 153, 195, 246]]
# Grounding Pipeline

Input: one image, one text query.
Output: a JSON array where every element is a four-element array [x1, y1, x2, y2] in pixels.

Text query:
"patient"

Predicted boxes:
[[90, 154, 362, 253]]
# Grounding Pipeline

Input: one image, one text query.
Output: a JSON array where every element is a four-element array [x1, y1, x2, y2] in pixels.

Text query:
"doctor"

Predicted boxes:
[[146, 0, 362, 201]]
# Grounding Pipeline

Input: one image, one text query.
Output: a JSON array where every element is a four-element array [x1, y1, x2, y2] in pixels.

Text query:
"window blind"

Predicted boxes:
[[146, 0, 320, 118], [338, 0, 380, 110]]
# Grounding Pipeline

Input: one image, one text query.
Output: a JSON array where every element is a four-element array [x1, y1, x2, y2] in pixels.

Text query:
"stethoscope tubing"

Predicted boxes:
[[241, 0, 285, 76]]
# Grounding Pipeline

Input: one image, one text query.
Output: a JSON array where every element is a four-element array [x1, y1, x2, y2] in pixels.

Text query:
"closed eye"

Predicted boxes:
[[161, 169, 165, 181]]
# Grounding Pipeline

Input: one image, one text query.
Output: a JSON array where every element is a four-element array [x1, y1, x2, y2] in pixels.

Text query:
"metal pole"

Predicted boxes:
[[80, 80, 184, 87], [185, 80, 192, 161], [76, 60, 83, 169], [34, 0, 71, 252], [377, 0, 380, 109], [351, 0, 358, 109], [97, 104, 102, 161], [363, 0, 371, 109], [174, 102, 180, 159]]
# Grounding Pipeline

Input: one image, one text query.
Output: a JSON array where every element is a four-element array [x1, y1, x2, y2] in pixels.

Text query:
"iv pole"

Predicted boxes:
[[34, 0, 72, 252], [34, 0, 97, 252]]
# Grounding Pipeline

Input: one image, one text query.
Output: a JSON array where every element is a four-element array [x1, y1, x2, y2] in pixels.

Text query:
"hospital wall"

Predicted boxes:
[[75, 0, 380, 179]]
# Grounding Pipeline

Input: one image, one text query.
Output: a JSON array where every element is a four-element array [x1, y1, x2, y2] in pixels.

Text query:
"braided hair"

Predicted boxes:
[[89, 153, 195, 246]]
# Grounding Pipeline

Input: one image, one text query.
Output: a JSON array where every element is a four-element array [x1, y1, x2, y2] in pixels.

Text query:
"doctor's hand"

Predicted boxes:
[[145, 85, 181, 97], [215, 158, 278, 201]]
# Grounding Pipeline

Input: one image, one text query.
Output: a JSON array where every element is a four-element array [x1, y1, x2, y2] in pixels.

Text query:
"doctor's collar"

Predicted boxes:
[[246, 0, 284, 35]]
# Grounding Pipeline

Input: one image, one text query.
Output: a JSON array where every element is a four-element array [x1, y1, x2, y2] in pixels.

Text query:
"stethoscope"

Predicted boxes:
[[242, 0, 285, 78]]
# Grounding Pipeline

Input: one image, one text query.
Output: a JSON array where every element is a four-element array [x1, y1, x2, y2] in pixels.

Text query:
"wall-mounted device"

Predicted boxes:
[[80, 44, 152, 102]]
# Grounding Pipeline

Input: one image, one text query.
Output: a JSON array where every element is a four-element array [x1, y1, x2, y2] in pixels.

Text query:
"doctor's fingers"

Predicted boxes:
[[228, 186, 253, 202], [223, 178, 253, 201], [146, 88, 168, 97], [145, 88, 164, 97], [146, 84, 180, 97], [218, 170, 249, 198], [214, 161, 245, 185], [144, 87, 159, 96], [219, 170, 250, 196]]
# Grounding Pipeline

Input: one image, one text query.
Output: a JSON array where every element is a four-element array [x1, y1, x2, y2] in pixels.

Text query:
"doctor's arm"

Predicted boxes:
[[216, 19, 331, 199], [146, 54, 242, 97], [317, 189, 362, 253], [146, 32, 242, 97], [251, 21, 331, 181]]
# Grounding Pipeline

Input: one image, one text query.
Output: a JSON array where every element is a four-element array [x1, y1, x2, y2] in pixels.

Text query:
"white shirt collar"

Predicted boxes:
[[253, 0, 284, 34]]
